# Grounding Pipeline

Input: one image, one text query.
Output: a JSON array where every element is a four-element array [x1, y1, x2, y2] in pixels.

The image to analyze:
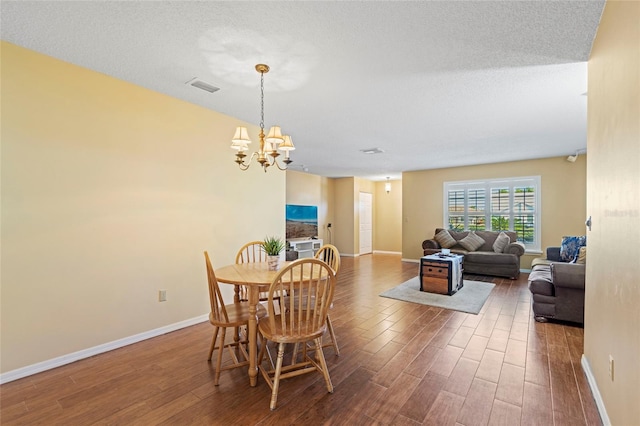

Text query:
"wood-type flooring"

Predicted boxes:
[[0, 254, 601, 425]]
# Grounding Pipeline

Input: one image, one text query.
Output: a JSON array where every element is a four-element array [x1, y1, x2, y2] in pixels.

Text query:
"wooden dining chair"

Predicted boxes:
[[204, 251, 266, 385], [235, 240, 267, 264], [257, 258, 336, 410], [314, 244, 341, 355], [235, 241, 267, 302]]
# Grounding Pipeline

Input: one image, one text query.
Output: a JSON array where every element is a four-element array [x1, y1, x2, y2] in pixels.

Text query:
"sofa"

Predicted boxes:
[[528, 245, 586, 324], [422, 228, 525, 279]]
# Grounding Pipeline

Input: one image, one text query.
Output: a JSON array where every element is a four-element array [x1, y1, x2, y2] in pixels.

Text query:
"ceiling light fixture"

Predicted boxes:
[[230, 64, 295, 172], [385, 177, 391, 194]]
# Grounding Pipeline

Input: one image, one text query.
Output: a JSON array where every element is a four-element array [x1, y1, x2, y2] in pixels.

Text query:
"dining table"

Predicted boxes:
[[215, 261, 294, 387]]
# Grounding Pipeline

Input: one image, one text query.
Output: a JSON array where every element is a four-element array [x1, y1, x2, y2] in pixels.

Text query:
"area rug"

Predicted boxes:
[[379, 277, 495, 315]]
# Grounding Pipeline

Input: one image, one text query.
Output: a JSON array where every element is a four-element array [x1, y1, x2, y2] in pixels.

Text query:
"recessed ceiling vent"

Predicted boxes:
[[185, 77, 220, 93], [360, 147, 384, 154]]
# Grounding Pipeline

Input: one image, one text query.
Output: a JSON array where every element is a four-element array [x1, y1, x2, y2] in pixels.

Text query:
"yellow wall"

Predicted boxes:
[[0, 42, 285, 374], [285, 170, 334, 242], [402, 157, 587, 267], [585, 1, 640, 424], [374, 179, 402, 252], [326, 177, 355, 255], [286, 173, 402, 255]]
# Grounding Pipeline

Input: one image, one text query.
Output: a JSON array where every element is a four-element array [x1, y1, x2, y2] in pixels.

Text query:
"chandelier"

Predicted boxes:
[[230, 64, 295, 172]]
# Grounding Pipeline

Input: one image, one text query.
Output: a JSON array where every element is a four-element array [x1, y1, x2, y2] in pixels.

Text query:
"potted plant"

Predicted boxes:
[[262, 236, 286, 271]]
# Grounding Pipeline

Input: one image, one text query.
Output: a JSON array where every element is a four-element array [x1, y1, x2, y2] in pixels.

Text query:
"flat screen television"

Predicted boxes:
[[286, 204, 318, 240]]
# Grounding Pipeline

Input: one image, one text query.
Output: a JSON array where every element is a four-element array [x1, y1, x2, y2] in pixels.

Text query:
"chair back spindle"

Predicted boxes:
[[314, 244, 341, 274], [204, 251, 229, 323], [236, 241, 267, 264]]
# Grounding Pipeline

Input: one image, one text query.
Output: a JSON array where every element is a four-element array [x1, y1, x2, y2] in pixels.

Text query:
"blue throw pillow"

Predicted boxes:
[[560, 236, 587, 262]]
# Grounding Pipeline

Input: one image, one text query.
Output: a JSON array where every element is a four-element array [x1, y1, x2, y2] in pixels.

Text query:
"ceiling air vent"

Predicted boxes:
[[185, 77, 220, 93], [360, 147, 385, 154]]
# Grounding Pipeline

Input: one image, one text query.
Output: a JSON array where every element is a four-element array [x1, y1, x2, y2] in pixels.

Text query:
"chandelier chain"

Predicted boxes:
[[260, 71, 265, 133]]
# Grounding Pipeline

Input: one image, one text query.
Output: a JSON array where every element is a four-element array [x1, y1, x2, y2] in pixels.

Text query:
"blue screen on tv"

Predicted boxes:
[[286, 204, 318, 239]]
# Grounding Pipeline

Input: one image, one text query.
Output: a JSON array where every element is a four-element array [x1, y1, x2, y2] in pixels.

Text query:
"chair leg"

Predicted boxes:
[[214, 328, 226, 386], [208, 326, 219, 361], [291, 342, 300, 366], [326, 315, 340, 356], [270, 342, 286, 410], [314, 338, 334, 394]]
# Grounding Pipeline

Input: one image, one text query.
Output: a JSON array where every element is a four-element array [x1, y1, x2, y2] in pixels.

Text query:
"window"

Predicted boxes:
[[443, 177, 541, 251]]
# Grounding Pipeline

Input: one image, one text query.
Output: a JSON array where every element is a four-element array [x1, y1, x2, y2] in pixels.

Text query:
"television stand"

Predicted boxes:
[[287, 239, 323, 259]]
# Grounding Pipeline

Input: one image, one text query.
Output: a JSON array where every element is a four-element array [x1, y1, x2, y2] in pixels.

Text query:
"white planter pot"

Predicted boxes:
[[267, 255, 281, 271]]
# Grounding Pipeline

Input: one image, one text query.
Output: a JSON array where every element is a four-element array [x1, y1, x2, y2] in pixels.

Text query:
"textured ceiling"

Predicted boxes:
[[1, 1, 604, 180]]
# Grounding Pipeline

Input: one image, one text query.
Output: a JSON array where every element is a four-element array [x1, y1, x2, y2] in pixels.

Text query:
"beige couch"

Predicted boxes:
[[422, 228, 525, 279]]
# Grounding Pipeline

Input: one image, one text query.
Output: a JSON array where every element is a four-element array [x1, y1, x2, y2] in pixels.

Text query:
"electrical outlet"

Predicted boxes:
[[159, 290, 167, 302], [609, 355, 614, 381]]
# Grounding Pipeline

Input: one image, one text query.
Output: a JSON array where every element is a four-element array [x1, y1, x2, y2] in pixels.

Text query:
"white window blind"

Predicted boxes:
[[443, 176, 541, 251]]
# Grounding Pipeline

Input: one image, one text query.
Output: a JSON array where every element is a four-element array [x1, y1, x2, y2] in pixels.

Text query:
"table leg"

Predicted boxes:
[[248, 288, 259, 387], [233, 285, 241, 345]]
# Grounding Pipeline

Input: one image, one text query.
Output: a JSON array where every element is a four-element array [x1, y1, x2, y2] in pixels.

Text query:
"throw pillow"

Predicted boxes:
[[459, 231, 485, 251], [576, 246, 587, 264], [560, 236, 587, 262], [492, 231, 511, 253], [434, 229, 457, 248]]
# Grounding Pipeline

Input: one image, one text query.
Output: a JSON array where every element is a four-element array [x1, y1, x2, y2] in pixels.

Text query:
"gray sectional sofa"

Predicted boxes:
[[528, 246, 586, 324], [422, 228, 525, 279]]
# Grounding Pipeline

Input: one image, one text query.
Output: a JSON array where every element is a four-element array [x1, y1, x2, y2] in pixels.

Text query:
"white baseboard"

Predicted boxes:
[[401, 258, 420, 263], [373, 250, 402, 255], [581, 354, 611, 426], [340, 253, 359, 257], [0, 314, 209, 385]]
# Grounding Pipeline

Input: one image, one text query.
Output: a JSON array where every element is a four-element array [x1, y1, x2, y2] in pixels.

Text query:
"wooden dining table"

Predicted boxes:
[[215, 261, 294, 387]]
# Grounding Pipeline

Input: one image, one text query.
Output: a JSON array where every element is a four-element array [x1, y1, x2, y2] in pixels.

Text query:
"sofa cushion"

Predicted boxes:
[[434, 229, 457, 248], [464, 251, 517, 265], [459, 231, 485, 251], [492, 231, 511, 253], [575, 246, 587, 264], [560, 236, 586, 262]]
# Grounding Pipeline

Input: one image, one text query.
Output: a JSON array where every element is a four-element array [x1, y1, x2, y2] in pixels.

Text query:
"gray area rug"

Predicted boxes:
[[379, 277, 495, 315]]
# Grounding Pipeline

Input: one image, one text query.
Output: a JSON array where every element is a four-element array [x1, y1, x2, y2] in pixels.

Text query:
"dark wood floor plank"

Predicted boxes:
[[367, 341, 406, 372], [448, 326, 476, 349], [423, 390, 466, 426], [495, 363, 525, 407], [474, 316, 498, 338], [475, 349, 505, 384], [548, 342, 585, 421], [524, 350, 550, 388], [461, 335, 490, 362], [488, 399, 522, 426], [521, 381, 553, 426], [503, 338, 527, 368], [404, 345, 441, 378], [456, 378, 497, 426], [486, 328, 510, 353], [429, 345, 464, 378], [370, 350, 416, 388], [0, 255, 600, 426], [443, 357, 480, 397], [398, 371, 448, 422], [365, 372, 421, 424]]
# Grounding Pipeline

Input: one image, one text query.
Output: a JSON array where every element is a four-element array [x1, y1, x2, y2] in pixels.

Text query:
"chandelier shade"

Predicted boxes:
[[231, 64, 294, 172]]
